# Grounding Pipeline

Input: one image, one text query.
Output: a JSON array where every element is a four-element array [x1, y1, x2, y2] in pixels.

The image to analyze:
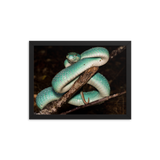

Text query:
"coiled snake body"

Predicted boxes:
[[36, 47, 110, 109]]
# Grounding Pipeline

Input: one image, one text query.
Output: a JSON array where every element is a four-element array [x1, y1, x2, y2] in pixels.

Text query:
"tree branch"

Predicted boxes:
[[110, 46, 126, 59], [60, 91, 126, 115], [56, 67, 99, 108], [36, 66, 99, 115]]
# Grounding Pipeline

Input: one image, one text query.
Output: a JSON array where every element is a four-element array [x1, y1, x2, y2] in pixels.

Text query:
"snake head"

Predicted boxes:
[[66, 52, 81, 63]]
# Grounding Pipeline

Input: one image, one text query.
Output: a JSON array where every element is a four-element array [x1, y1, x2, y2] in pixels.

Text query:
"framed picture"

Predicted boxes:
[[29, 41, 131, 119]]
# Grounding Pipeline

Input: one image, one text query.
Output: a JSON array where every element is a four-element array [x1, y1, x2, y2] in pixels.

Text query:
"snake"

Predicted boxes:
[[36, 47, 110, 110]]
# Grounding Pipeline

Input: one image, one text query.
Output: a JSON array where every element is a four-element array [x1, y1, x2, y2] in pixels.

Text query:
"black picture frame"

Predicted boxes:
[[29, 41, 131, 119]]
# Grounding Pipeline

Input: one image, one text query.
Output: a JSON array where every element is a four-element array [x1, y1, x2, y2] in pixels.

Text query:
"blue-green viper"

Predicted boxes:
[[36, 47, 110, 110]]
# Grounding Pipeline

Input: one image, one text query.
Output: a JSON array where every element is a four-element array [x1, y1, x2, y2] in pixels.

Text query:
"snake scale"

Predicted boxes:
[[36, 47, 110, 110]]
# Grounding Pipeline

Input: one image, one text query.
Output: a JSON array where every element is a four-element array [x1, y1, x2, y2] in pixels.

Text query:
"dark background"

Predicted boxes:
[[34, 46, 126, 114]]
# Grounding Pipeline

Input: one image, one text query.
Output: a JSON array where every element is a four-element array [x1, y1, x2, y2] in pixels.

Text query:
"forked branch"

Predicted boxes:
[[60, 91, 126, 115]]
